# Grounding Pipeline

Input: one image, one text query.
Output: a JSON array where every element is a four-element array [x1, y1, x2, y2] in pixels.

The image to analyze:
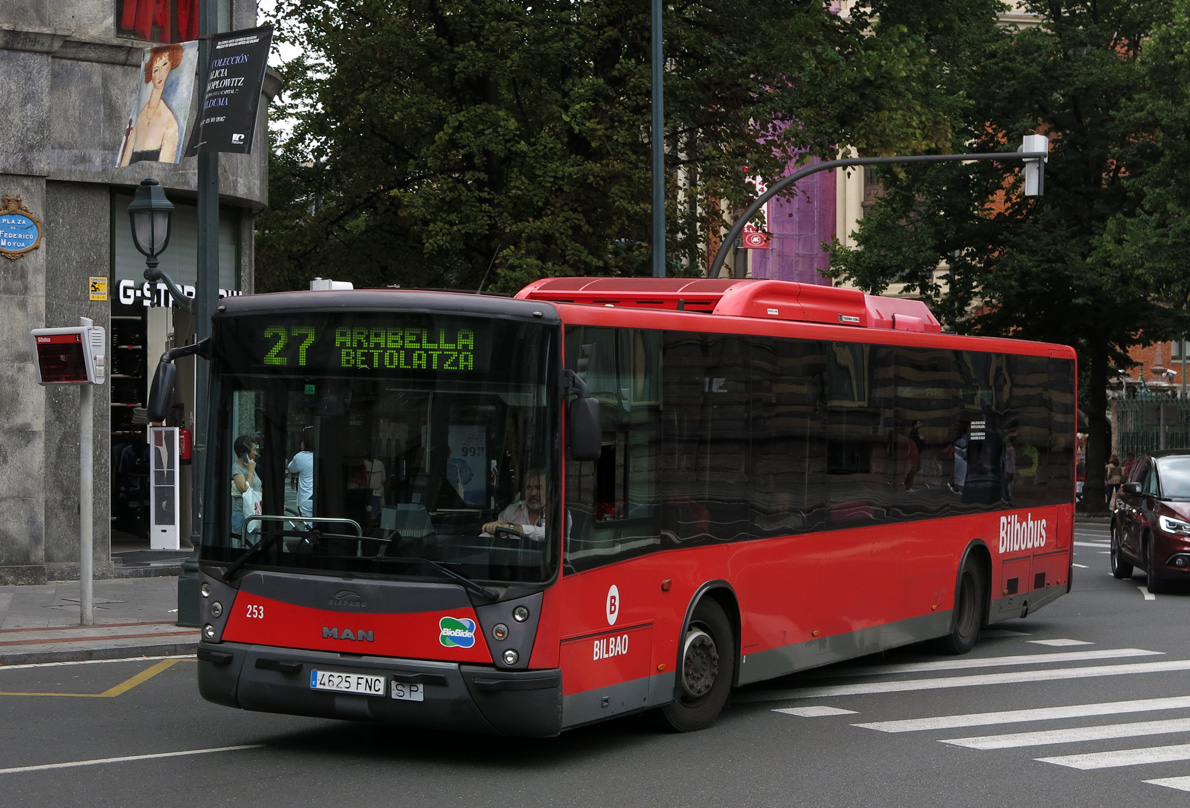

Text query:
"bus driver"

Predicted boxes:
[[483, 469, 570, 542]]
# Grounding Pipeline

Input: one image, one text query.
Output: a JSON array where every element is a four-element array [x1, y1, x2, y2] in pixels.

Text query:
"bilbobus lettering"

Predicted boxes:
[[998, 514, 1049, 553]]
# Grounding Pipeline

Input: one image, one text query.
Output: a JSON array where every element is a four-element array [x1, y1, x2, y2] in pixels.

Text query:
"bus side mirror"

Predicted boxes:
[[568, 397, 602, 461], [146, 358, 177, 424], [146, 339, 209, 423]]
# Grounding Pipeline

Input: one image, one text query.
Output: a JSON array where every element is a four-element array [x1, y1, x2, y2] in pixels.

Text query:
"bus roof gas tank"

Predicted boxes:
[[515, 277, 941, 333]]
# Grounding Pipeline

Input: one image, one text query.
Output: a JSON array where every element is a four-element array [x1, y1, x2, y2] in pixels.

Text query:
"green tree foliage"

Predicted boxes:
[[828, 0, 1190, 510], [257, 0, 958, 294]]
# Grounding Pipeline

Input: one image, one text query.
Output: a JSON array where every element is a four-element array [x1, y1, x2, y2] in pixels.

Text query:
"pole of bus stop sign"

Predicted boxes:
[[79, 319, 95, 626], [177, 0, 221, 628]]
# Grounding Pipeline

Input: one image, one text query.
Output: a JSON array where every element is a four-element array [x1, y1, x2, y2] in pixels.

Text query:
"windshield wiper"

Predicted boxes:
[[423, 559, 499, 600], [224, 519, 366, 580], [383, 556, 498, 600], [224, 529, 286, 580]]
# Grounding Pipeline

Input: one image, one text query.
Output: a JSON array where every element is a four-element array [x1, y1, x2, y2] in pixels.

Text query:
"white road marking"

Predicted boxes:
[[0, 745, 263, 775], [736, 659, 1190, 702], [1072, 563, 1088, 568], [1144, 777, 1190, 792], [1074, 541, 1109, 548], [0, 655, 197, 673], [855, 695, 1190, 733], [811, 648, 1158, 679], [1038, 743, 1190, 770], [1139, 585, 1156, 601], [1028, 639, 1091, 647], [943, 717, 1190, 749], [774, 706, 857, 717]]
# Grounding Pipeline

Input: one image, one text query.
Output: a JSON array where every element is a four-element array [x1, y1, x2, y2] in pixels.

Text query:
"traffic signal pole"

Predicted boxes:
[[708, 138, 1049, 280]]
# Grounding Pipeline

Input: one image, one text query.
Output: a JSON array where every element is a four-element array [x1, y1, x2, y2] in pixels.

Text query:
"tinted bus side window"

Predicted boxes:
[[563, 325, 1075, 574], [750, 337, 829, 536]]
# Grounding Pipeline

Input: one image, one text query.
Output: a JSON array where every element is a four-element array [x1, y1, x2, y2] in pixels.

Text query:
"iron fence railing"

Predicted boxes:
[[1114, 391, 1190, 455]]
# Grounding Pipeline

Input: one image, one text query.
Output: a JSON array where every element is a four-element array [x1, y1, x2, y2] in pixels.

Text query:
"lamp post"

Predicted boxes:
[[128, 178, 174, 272]]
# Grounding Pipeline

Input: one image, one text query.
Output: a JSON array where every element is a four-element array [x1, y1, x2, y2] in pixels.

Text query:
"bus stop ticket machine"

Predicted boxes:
[[31, 320, 106, 385]]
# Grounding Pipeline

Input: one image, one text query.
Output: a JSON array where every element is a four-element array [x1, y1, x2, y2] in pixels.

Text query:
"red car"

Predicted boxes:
[[1111, 451, 1190, 593]]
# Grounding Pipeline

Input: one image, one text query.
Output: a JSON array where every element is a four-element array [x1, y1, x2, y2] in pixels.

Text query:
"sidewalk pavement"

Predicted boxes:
[[0, 550, 199, 666]]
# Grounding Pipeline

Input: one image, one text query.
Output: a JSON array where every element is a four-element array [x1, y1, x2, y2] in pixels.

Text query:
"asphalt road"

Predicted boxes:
[[1, 522, 1188, 808]]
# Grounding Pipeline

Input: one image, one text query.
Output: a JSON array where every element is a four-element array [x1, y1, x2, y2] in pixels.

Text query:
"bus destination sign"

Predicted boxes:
[[258, 324, 477, 373]]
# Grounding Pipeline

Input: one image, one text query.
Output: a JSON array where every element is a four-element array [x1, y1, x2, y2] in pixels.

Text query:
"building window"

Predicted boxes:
[[116, 0, 231, 43], [1172, 339, 1189, 361]]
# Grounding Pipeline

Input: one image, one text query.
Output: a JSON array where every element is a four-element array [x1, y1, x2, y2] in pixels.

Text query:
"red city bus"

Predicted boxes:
[[170, 277, 1075, 736]]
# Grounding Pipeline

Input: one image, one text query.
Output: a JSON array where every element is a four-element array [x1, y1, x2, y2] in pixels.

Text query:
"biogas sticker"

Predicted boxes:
[[439, 616, 477, 648]]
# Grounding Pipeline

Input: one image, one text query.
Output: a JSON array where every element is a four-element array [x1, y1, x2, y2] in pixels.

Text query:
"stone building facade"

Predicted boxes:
[[0, 2, 275, 583]]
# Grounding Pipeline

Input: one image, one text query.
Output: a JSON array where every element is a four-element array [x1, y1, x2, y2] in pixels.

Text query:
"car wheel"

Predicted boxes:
[[1110, 524, 1134, 579], [1146, 535, 1166, 595]]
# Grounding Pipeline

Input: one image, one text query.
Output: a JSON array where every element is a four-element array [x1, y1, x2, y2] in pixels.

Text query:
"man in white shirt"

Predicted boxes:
[[286, 434, 314, 518], [483, 469, 569, 542]]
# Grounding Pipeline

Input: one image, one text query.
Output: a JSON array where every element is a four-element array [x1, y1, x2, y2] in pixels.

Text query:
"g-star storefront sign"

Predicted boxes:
[[0, 195, 42, 261]]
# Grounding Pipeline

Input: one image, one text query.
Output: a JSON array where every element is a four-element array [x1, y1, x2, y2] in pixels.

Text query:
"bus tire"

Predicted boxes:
[[939, 560, 984, 655], [658, 598, 734, 732]]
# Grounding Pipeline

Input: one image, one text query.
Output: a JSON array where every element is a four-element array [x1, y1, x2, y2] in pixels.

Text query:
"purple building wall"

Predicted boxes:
[[746, 158, 835, 286]]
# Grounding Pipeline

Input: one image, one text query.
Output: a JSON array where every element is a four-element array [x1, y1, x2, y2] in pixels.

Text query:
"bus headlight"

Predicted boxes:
[[203, 624, 216, 639], [512, 606, 530, 622], [502, 649, 519, 665], [210, 601, 223, 618]]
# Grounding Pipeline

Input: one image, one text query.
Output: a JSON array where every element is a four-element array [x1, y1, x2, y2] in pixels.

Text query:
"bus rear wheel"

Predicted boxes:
[[658, 598, 734, 732], [938, 560, 984, 655]]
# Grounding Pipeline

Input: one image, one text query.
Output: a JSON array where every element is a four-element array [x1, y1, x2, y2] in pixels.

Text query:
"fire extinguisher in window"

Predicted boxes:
[[179, 428, 192, 465]]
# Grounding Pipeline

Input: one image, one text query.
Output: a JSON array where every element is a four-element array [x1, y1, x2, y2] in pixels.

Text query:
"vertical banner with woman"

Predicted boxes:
[[118, 41, 199, 166]]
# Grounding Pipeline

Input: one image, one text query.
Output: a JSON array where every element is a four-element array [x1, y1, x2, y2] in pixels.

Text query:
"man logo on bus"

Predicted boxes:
[[607, 584, 620, 626], [439, 616, 476, 648]]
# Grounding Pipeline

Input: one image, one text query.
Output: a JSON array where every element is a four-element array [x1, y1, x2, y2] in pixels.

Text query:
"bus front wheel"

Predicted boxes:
[[659, 598, 734, 732]]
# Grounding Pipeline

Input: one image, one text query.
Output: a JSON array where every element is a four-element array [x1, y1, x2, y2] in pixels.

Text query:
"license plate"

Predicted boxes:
[[391, 681, 425, 702], [310, 670, 385, 697]]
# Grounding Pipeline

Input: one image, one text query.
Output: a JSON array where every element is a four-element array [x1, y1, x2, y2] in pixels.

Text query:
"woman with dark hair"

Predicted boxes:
[[231, 434, 262, 536], [119, 43, 184, 166]]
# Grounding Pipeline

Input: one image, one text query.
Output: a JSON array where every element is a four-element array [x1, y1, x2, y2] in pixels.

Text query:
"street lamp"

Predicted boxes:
[[127, 178, 174, 271]]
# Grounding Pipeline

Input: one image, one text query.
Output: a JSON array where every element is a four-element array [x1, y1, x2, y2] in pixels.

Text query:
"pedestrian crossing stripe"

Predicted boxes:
[[746, 658, 1190, 702], [1144, 777, 1190, 792], [854, 695, 1190, 733], [944, 717, 1190, 750], [810, 647, 1153, 680], [1039, 743, 1190, 770]]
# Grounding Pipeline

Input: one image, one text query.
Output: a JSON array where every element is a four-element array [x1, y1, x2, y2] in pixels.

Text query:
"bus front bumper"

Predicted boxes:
[[197, 641, 563, 737]]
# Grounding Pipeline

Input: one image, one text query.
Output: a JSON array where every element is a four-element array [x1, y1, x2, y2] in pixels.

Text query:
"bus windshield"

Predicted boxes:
[[201, 307, 561, 586]]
